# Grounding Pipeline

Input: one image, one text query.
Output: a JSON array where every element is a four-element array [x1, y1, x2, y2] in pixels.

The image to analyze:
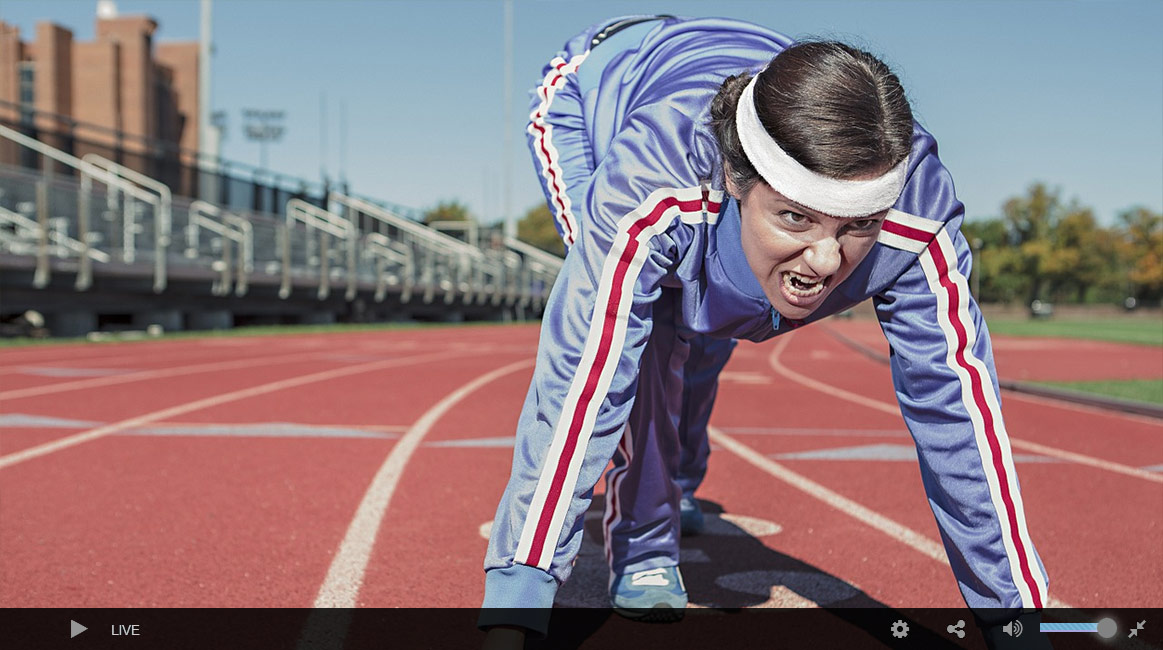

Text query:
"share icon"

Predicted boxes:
[[947, 620, 966, 639]]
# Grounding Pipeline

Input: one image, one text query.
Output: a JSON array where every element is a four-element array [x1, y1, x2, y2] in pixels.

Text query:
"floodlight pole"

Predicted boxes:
[[198, 0, 220, 202], [242, 109, 286, 175], [503, 0, 514, 238], [971, 237, 983, 299]]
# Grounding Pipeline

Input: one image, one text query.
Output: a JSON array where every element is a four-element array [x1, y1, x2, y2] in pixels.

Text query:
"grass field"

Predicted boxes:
[[1033, 379, 1163, 406], [985, 317, 1163, 346]]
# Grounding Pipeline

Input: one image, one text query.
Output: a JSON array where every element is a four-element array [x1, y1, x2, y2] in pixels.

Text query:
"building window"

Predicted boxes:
[[19, 62, 35, 125]]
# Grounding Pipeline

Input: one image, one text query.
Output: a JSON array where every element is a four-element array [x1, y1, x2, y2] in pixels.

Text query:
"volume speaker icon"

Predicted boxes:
[[1002, 619, 1024, 637]]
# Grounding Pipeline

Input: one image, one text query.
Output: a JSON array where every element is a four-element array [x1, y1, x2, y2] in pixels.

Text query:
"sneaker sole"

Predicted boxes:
[[612, 603, 685, 623]]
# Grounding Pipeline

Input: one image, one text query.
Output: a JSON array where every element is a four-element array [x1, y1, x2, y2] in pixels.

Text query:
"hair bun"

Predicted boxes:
[[710, 73, 753, 124]]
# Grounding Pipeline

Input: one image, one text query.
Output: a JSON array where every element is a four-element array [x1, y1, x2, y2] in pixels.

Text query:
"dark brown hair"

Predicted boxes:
[[710, 41, 914, 199]]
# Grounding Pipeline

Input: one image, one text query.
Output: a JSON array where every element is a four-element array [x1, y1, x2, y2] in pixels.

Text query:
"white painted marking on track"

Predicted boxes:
[[477, 512, 781, 541], [710, 426, 948, 561], [709, 425, 1073, 609], [720, 426, 907, 438], [311, 359, 535, 608], [773, 443, 1059, 463], [719, 371, 771, 385], [19, 367, 136, 378], [767, 335, 1163, 484], [0, 350, 337, 400], [0, 350, 465, 471]]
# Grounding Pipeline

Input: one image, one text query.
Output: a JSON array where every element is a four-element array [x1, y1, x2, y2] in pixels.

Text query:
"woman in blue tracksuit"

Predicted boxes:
[[481, 15, 1050, 648]]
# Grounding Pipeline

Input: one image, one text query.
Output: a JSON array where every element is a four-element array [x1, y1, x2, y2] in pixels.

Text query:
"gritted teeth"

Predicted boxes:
[[782, 271, 829, 297]]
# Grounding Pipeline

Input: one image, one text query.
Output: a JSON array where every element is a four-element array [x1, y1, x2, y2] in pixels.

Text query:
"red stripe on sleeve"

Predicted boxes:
[[927, 238, 1043, 608]]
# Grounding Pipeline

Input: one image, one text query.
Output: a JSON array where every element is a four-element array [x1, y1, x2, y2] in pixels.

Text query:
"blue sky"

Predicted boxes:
[[2, 0, 1160, 226]]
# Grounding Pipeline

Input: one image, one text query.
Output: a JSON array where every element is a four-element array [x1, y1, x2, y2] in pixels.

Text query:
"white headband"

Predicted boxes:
[[735, 74, 908, 217]]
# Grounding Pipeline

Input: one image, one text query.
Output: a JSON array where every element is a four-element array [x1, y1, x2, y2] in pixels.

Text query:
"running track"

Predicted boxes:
[[2, 324, 1160, 626]]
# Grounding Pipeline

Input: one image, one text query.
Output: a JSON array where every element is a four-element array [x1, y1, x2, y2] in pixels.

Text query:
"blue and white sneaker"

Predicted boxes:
[[609, 566, 688, 622], [680, 496, 705, 536]]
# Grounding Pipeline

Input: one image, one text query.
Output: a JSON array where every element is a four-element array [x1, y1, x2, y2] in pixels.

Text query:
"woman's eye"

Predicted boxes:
[[778, 211, 807, 226], [846, 219, 881, 234]]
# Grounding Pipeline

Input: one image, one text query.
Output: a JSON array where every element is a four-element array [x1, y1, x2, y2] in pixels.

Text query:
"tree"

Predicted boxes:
[[968, 183, 1133, 305], [1117, 207, 1163, 303], [1001, 183, 1060, 303], [961, 218, 1019, 303], [422, 200, 474, 226], [516, 203, 566, 257]]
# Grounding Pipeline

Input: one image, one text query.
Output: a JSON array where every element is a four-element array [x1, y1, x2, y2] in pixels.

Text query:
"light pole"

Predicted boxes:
[[971, 237, 984, 300], [242, 108, 285, 173], [502, 0, 514, 238]]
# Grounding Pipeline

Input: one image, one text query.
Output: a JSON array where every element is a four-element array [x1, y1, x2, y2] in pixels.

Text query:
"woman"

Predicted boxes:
[[481, 15, 1050, 647]]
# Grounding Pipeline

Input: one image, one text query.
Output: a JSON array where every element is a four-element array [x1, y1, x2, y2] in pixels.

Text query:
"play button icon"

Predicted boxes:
[[70, 620, 87, 638]]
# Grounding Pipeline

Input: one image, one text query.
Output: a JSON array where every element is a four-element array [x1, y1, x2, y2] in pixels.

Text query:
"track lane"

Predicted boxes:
[[773, 330, 1163, 479], [0, 348, 369, 400], [757, 330, 1161, 607], [355, 363, 536, 607], [0, 346, 530, 607], [0, 349, 465, 469], [313, 357, 535, 608], [824, 319, 1163, 382], [0, 356, 386, 457]]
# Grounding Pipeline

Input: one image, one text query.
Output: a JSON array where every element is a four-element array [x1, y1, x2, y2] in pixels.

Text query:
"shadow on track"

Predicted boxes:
[[530, 496, 969, 650]]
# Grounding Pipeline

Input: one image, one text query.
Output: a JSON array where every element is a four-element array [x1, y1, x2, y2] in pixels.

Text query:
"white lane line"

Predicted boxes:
[[0, 350, 338, 400], [708, 425, 1072, 609], [0, 350, 465, 471], [767, 335, 1163, 485], [711, 426, 948, 562], [312, 358, 535, 608], [0, 340, 295, 372], [0, 350, 153, 370]]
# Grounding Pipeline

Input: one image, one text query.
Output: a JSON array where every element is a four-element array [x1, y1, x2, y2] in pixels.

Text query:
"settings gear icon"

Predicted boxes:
[[891, 620, 910, 638]]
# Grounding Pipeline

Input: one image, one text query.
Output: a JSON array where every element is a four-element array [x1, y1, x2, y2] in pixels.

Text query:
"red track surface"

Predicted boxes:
[[2, 323, 1160, 625]]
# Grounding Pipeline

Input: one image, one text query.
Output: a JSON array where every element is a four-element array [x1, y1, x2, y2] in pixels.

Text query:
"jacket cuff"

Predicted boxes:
[[477, 564, 558, 637]]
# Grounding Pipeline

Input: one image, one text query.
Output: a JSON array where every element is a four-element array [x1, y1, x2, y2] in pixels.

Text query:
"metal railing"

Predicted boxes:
[[504, 236, 564, 309], [328, 192, 489, 305], [0, 123, 171, 292], [82, 153, 173, 293], [363, 232, 415, 303], [281, 198, 357, 300], [0, 203, 112, 288], [187, 200, 253, 297]]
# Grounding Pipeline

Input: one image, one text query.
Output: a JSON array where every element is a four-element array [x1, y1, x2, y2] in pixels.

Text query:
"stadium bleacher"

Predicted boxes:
[[0, 122, 561, 337]]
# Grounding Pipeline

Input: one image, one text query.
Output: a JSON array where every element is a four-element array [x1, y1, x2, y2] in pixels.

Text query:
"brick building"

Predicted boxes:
[[0, 5, 199, 182]]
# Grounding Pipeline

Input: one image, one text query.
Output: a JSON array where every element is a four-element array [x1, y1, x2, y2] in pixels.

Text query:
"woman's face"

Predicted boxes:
[[736, 181, 886, 320]]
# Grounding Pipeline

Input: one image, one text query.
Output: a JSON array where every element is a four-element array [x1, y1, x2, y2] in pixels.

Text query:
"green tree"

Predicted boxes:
[[422, 200, 474, 226], [1001, 183, 1060, 303], [968, 184, 1133, 305], [1117, 207, 1163, 303], [516, 203, 566, 257], [962, 218, 1021, 303]]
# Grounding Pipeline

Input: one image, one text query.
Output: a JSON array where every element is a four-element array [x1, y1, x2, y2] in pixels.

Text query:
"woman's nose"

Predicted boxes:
[[804, 236, 842, 276]]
